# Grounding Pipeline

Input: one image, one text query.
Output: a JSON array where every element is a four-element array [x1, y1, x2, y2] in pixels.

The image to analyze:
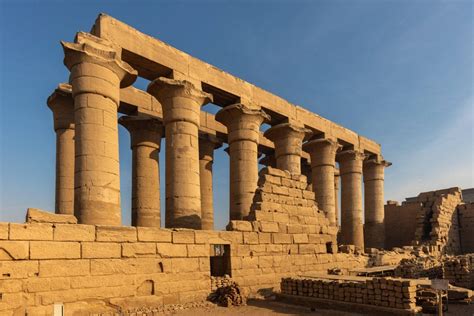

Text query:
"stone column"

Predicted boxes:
[[199, 135, 222, 230], [147, 78, 212, 229], [264, 123, 310, 175], [337, 150, 366, 250], [364, 157, 391, 249], [216, 103, 270, 220], [334, 167, 340, 226], [47, 83, 75, 215], [259, 154, 276, 168], [62, 32, 137, 225], [303, 138, 340, 226], [119, 116, 163, 227]]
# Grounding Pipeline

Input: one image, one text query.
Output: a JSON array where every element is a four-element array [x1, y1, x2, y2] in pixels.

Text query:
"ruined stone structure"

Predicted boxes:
[[0, 14, 399, 314]]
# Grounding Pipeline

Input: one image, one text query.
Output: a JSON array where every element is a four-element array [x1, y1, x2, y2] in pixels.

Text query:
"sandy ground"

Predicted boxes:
[[171, 299, 474, 316]]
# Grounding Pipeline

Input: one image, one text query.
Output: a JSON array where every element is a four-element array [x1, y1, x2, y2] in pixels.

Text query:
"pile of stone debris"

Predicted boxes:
[[394, 256, 443, 279], [209, 275, 246, 307], [443, 254, 474, 289], [121, 301, 216, 315]]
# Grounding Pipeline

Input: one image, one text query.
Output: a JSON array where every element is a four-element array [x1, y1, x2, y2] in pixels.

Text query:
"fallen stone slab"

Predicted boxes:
[[26, 208, 77, 224]]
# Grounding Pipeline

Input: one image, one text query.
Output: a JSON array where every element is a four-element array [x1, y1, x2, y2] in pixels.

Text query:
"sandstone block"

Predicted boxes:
[[9, 223, 53, 240], [96, 226, 137, 242], [259, 233, 272, 244], [260, 221, 279, 233], [195, 231, 228, 244], [293, 233, 309, 244], [0, 241, 29, 260], [54, 224, 95, 241], [253, 211, 274, 221], [0, 260, 38, 279], [137, 227, 172, 242], [172, 230, 195, 244], [82, 242, 121, 258], [226, 220, 253, 232], [157, 243, 187, 257], [258, 255, 273, 268], [26, 277, 71, 292], [171, 258, 199, 273], [187, 244, 209, 257], [39, 259, 89, 277], [26, 208, 77, 224], [30, 241, 80, 259], [122, 243, 156, 257], [243, 232, 259, 244], [273, 233, 292, 244], [0, 223, 9, 240], [219, 231, 243, 244]]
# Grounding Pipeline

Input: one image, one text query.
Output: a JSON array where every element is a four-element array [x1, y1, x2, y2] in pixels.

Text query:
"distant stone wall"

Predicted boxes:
[[384, 201, 419, 249], [384, 188, 466, 255], [0, 167, 370, 315], [458, 203, 474, 253]]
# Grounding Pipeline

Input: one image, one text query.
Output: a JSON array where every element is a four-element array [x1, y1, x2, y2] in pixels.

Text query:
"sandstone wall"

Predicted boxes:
[[384, 201, 419, 249], [458, 203, 474, 253], [0, 167, 369, 315]]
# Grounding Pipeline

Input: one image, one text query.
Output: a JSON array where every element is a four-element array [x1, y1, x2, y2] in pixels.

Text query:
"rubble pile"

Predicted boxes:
[[394, 256, 442, 279], [443, 254, 474, 289], [280, 277, 417, 310], [209, 276, 246, 307]]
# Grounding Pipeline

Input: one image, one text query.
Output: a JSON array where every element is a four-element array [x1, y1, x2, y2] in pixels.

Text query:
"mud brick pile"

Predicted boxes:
[[281, 277, 417, 310], [443, 254, 474, 289], [394, 256, 442, 279]]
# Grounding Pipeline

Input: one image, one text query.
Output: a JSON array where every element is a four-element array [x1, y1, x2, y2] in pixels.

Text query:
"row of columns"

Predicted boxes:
[[49, 32, 390, 249]]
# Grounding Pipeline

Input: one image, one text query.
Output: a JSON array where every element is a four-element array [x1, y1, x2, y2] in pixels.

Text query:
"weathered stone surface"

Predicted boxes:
[[9, 223, 53, 240], [96, 226, 137, 242], [30, 241, 80, 259], [39, 260, 90, 277], [0, 241, 29, 260], [26, 208, 77, 224], [82, 242, 121, 258], [137, 227, 172, 242], [122, 243, 156, 257], [54, 224, 95, 241], [0, 223, 9, 240]]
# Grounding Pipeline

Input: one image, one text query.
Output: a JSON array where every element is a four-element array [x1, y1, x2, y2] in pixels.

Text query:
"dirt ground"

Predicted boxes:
[[171, 299, 474, 316]]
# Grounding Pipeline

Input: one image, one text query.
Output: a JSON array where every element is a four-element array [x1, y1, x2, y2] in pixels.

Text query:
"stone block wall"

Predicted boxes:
[[384, 201, 419, 249], [0, 167, 370, 315], [458, 203, 474, 253]]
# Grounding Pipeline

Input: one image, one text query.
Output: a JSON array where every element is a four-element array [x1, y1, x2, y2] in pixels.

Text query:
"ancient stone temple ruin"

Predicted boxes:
[[1, 14, 472, 315]]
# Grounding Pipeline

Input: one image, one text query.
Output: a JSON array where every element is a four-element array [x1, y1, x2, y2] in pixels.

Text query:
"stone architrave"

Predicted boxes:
[[199, 135, 222, 230], [216, 103, 270, 220], [303, 138, 341, 226], [337, 149, 366, 250], [47, 83, 75, 215], [62, 32, 137, 225], [119, 116, 163, 227], [147, 77, 213, 229], [364, 156, 391, 249], [264, 123, 310, 175]]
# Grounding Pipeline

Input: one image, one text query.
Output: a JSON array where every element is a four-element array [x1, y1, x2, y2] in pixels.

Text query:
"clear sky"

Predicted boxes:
[[0, 0, 472, 229]]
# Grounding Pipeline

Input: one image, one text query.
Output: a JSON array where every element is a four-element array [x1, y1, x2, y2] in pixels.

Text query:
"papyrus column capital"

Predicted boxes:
[[199, 134, 222, 162], [304, 138, 341, 167], [216, 103, 270, 144], [119, 116, 163, 150], [363, 156, 392, 182], [61, 32, 137, 90], [337, 149, 367, 175], [148, 77, 212, 126], [47, 83, 74, 131]]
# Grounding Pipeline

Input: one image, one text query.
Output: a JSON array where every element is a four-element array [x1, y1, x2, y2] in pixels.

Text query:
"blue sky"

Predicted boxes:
[[0, 0, 472, 229]]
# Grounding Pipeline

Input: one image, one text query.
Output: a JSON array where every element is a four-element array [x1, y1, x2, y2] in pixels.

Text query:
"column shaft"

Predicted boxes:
[[364, 158, 391, 249], [120, 117, 162, 227], [62, 32, 137, 225], [334, 168, 340, 226], [48, 84, 75, 215], [338, 150, 366, 249], [199, 136, 221, 230], [148, 78, 212, 229], [304, 139, 340, 226], [264, 123, 310, 175], [216, 103, 269, 220]]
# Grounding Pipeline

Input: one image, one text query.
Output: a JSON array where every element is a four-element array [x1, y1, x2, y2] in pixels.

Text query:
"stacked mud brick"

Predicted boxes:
[[443, 254, 474, 289], [281, 277, 417, 310], [458, 203, 474, 253], [413, 188, 462, 255], [394, 256, 442, 279]]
